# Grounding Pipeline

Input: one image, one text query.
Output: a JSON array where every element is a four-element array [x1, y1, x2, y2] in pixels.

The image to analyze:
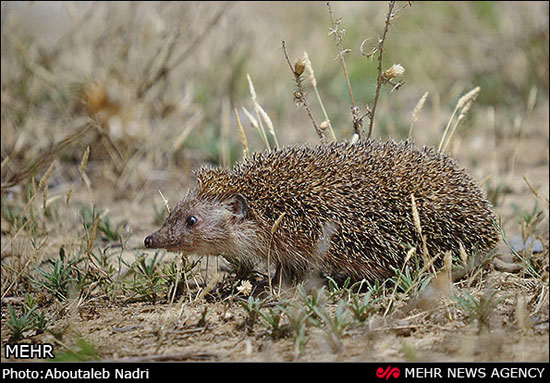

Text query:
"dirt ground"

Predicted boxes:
[[11, 272, 548, 362], [1, 2, 548, 362]]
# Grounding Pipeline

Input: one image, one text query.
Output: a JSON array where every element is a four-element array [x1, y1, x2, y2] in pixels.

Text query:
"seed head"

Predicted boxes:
[[383, 63, 405, 81]]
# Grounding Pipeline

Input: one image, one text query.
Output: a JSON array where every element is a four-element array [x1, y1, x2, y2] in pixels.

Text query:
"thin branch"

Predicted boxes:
[[366, 0, 396, 139], [303, 51, 337, 141], [281, 40, 324, 142], [523, 176, 549, 207], [1, 121, 95, 192], [327, 1, 356, 107], [136, 29, 181, 99], [136, 3, 232, 99], [327, 1, 364, 137]]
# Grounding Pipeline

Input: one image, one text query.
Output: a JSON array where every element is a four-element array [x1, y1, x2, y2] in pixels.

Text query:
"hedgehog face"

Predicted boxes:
[[144, 191, 249, 255]]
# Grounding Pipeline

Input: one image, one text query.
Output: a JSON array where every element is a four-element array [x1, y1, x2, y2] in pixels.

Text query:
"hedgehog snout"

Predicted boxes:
[[144, 235, 156, 248]]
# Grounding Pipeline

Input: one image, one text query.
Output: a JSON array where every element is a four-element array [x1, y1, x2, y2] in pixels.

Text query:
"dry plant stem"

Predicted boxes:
[[242, 106, 269, 148], [315, 91, 336, 141], [411, 194, 435, 275], [327, 2, 364, 137], [327, 1, 356, 109], [196, 273, 222, 301], [3, 31, 58, 88], [180, 258, 192, 306], [281, 40, 323, 141], [79, 146, 90, 176], [2, 178, 40, 255], [38, 159, 56, 191], [234, 108, 250, 159], [1, 219, 30, 255], [406, 253, 441, 294], [44, 5, 95, 62], [441, 98, 476, 153], [367, 0, 396, 139], [522, 176, 549, 206], [383, 247, 416, 317], [98, 132, 126, 174], [257, 104, 279, 149], [409, 92, 429, 139], [137, 29, 180, 99], [136, 2, 232, 98], [533, 285, 548, 315], [205, 256, 210, 283], [246, 74, 267, 145], [80, 146, 91, 191], [247, 73, 279, 149], [1, 244, 40, 300], [171, 111, 203, 152], [439, 104, 460, 151], [1, 3, 94, 92], [0, 156, 10, 172], [267, 212, 286, 295], [439, 86, 480, 152], [221, 98, 231, 167], [158, 189, 171, 214], [86, 214, 113, 278], [304, 51, 337, 141], [1, 121, 94, 192]]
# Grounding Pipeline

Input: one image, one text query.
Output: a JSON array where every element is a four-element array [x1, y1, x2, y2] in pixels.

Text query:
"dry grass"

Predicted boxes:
[[1, 1, 548, 362]]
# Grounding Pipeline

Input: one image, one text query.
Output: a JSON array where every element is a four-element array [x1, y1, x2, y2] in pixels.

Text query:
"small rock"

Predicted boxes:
[[509, 235, 544, 254], [223, 311, 234, 321]]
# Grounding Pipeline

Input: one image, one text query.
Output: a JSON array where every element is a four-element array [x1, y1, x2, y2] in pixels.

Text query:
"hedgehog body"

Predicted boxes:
[[144, 139, 499, 281]]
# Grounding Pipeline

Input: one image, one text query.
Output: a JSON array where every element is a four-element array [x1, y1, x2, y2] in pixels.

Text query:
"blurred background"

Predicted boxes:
[[1, 0, 548, 257]]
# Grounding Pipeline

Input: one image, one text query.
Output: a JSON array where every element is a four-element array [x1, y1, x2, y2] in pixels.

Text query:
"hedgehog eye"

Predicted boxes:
[[186, 216, 198, 227]]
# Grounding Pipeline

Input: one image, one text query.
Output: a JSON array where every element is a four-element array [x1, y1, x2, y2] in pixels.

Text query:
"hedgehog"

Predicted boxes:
[[144, 139, 499, 283]]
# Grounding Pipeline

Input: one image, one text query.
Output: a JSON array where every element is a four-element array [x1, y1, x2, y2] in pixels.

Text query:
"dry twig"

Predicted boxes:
[[303, 52, 337, 141], [327, 1, 364, 137], [136, 3, 232, 98], [1, 121, 95, 192], [281, 40, 324, 141], [365, 0, 397, 139]]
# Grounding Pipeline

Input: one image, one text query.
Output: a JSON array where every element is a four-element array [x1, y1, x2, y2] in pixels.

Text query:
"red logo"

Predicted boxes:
[[376, 366, 400, 380]]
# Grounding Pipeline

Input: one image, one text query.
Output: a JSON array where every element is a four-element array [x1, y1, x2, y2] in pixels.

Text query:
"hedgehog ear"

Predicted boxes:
[[230, 194, 248, 219]]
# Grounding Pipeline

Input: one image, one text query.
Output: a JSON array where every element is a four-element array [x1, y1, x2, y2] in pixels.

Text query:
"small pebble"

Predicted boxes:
[[509, 235, 544, 254]]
